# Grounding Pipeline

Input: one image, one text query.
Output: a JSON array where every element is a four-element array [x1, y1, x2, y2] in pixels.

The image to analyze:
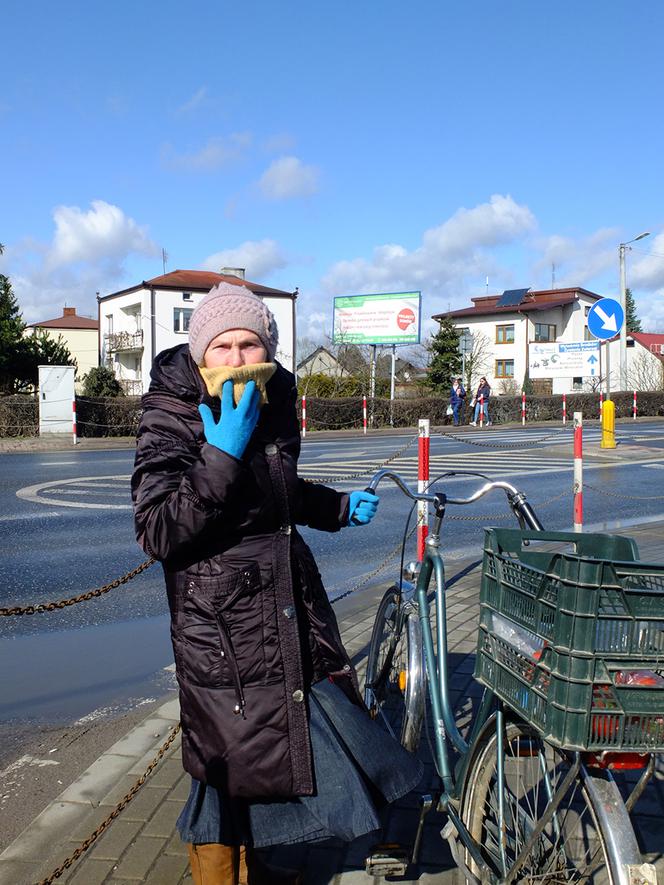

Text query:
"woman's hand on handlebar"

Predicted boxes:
[[347, 490, 379, 527]]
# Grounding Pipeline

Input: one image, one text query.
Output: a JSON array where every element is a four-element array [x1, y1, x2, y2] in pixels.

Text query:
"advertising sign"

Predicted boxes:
[[333, 291, 421, 345], [529, 341, 600, 378]]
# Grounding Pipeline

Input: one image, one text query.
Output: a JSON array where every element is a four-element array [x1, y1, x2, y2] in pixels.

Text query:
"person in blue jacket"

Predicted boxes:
[[449, 378, 466, 426]]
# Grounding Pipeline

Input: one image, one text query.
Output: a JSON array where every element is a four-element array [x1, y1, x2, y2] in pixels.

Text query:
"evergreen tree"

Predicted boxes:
[[424, 316, 462, 393], [0, 273, 76, 393], [81, 365, 124, 397], [625, 288, 642, 333]]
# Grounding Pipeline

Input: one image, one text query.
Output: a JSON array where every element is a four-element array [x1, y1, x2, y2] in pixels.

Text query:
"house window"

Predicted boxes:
[[496, 324, 515, 344], [106, 314, 113, 334], [584, 326, 594, 341], [174, 307, 193, 333], [495, 359, 514, 378], [573, 376, 583, 390], [534, 323, 556, 342], [183, 292, 193, 302]]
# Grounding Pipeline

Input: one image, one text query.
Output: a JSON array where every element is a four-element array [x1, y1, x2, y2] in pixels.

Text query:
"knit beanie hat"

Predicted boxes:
[[188, 281, 279, 366]]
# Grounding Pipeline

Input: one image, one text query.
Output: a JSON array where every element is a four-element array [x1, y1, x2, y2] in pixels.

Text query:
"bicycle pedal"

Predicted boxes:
[[365, 843, 409, 877]]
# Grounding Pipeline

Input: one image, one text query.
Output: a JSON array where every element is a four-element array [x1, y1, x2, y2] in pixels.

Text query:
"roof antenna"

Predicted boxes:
[[162, 248, 168, 275], [486, 276, 489, 294], [552, 262, 556, 289]]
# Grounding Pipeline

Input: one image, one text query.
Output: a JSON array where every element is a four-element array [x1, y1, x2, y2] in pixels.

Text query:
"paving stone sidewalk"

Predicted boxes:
[[2, 523, 664, 884]]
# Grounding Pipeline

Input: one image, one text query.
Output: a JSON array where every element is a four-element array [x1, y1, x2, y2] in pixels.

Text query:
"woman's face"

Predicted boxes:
[[203, 329, 268, 368]]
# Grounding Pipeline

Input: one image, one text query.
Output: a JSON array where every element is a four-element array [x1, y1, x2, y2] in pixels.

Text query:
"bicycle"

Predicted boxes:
[[363, 468, 662, 884]]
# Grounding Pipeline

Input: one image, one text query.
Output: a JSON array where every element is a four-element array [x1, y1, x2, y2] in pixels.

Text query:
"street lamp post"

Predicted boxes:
[[619, 231, 650, 390]]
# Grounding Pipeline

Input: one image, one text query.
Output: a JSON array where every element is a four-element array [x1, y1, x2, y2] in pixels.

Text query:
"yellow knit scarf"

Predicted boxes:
[[198, 362, 277, 407]]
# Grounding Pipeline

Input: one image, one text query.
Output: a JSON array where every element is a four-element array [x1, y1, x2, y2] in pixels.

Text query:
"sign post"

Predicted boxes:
[[587, 298, 625, 398]]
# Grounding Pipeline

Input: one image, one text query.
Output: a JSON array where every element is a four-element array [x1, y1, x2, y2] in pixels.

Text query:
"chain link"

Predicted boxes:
[[305, 434, 417, 483], [0, 559, 155, 617], [436, 426, 569, 449], [330, 524, 418, 604], [584, 482, 664, 502], [37, 723, 181, 884]]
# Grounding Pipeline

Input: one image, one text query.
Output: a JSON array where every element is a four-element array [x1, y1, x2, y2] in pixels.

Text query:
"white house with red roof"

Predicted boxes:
[[26, 306, 99, 390], [437, 287, 632, 395], [627, 332, 664, 390], [97, 269, 296, 395]]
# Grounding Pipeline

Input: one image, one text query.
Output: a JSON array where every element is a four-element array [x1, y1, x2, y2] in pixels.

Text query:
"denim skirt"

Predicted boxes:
[[176, 679, 424, 848]]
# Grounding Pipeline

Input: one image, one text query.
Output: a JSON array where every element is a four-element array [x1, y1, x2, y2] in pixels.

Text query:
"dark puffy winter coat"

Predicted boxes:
[[132, 345, 359, 800]]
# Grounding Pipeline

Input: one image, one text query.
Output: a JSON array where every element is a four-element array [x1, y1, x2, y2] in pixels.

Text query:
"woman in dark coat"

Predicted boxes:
[[132, 283, 422, 884]]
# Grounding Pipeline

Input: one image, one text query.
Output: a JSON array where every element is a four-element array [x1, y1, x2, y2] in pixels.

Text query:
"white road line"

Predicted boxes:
[[16, 475, 132, 510]]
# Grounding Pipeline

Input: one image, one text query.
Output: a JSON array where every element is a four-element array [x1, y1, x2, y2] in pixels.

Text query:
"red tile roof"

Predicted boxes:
[[100, 270, 295, 301], [631, 332, 664, 361], [434, 287, 601, 320], [28, 308, 98, 330]]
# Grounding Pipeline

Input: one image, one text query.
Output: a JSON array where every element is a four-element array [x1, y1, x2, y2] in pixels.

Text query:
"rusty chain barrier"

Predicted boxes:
[[306, 433, 417, 483], [0, 559, 155, 617]]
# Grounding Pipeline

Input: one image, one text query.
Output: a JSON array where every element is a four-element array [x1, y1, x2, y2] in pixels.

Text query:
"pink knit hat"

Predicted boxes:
[[188, 282, 279, 365]]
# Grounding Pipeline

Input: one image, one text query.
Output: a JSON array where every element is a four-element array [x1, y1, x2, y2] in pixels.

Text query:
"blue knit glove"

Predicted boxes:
[[198, 380, 260, 460], [347, 490, 379, 527]]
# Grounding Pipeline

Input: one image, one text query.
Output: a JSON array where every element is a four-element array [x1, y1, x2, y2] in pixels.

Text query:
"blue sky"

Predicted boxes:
[[2, 0, 664, 342]]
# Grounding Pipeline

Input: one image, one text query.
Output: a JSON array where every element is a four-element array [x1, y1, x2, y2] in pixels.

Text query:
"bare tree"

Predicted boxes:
[[627, 350, 664, 391], [463, 331, 492, 393]]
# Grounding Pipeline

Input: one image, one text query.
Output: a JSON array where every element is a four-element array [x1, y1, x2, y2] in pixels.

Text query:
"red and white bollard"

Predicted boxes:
[[573, 411, 583, 533], [72, 399, 78, 446], [301, 395, 306, 438], [479, 394, 484, 428], [562, 392, 567, 425], [633, 390, 638, 420], [599, 391, 603, 420], [363, 395, 367, 435], [417, 419, 430, 561], [521, 391, 526, 426]]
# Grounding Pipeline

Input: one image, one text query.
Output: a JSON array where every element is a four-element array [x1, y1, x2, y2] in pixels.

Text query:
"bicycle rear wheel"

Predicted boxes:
[[364, 586, 424, 752], [460, 718, 612, 884]]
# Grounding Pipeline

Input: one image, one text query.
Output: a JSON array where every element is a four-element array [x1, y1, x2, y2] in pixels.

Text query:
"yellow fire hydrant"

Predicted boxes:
[[601, 399, 616, 449]]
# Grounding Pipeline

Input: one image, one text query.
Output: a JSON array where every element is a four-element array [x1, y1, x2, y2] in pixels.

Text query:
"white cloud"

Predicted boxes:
[[258, 156, 319, 200], [321, 194, 536, 314], [47, 200, 156, 270], [162, 132, 252, 172], [176, 86, 208, 114], [263, 133, 297, 154], [6, 202, 157, 323], [630, 233, 664, 290], [202, 239, 288, 280], [531, 228, 618, 290]]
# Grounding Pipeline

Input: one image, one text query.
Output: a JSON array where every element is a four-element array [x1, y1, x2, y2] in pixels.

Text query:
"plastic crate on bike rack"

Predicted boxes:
[[474, 527, 664, 752]]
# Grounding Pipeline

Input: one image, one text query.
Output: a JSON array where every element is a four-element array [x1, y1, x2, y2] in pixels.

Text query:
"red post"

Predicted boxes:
[[599, 391, 603, 420], [301, 395, 306, 438], [562, 392, 567, 425], [633, 390, 637, 420], [521, 391, 526, 426], [573, 412, 583, 532], [72, 399, 78, 446], [479, 394, 484, 428], [363, 395, 367, 435], [417, 419, 430, 561]]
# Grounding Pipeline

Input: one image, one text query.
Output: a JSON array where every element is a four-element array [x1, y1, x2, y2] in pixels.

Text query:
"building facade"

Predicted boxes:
[[98, 270, 297, 395], [26, 306, 99, 391]]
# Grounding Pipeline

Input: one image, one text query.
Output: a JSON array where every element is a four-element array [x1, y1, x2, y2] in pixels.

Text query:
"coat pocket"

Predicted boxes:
[[173, 564, 267, 688]]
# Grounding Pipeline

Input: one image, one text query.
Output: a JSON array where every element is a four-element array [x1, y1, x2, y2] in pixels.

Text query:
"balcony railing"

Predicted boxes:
[[119, 379, 143, 396], [105, 330, 144, 352]]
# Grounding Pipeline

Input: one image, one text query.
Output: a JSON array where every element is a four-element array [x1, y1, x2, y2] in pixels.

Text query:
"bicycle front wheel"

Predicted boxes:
[[460, 718, 612, 884], [364, 586, 424, 752]]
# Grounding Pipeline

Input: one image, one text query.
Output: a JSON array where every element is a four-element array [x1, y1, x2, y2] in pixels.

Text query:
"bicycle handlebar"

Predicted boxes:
[[365, 469, 543, 531]]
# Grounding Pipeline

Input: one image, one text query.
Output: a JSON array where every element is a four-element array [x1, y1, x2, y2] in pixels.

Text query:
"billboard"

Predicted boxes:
[[333, 291, 421, 345], [529, 341, 600, 378]]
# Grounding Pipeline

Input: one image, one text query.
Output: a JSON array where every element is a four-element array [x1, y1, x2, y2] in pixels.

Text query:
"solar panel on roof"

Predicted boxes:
[[496, 288, 531, 308]]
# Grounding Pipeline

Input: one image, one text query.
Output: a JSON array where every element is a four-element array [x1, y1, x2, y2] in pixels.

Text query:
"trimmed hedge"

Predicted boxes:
[[0, 396, 38, 437], [76, 396, 143, 437]]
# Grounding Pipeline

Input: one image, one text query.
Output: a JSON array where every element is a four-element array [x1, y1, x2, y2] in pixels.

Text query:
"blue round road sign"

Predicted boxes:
[[587, 298, 624, 341]]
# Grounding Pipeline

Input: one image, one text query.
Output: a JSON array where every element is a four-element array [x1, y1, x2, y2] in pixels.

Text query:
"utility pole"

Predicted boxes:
[[619, 232, 650, 390]]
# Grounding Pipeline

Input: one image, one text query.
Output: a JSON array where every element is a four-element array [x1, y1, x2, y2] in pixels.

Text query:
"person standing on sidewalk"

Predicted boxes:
[[132, 282, 422, 885], [449, 377, 466, 426], [470, 376, 491, 426]]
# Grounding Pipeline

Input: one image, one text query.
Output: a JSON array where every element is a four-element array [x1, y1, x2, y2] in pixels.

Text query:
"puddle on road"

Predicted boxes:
[[0, 613, 174, 724]]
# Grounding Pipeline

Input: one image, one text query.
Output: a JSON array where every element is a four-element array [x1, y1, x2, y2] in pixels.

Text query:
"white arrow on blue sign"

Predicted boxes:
[[587, 298, 624, 340]]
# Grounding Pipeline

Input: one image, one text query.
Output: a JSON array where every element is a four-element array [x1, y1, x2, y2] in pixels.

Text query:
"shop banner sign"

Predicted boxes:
[[333, 292, 421, 345], [529, 340, 600, 378]]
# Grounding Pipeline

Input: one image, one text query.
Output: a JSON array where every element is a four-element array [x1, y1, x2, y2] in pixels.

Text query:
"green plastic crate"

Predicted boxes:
[[474, 528, 664, 751]]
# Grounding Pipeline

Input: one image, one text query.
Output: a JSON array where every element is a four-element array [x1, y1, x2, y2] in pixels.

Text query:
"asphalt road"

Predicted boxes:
[[2, 421, 664, 847]]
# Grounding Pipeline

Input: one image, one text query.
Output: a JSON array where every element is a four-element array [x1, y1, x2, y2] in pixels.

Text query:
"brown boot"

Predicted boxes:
[[244, 847, 303, 885], [187, 843, 240, 884]]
